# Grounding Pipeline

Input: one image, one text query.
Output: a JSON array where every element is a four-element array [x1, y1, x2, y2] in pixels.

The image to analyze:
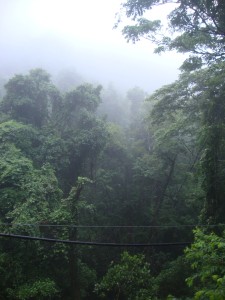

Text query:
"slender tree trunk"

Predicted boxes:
[[69, 231, 80, 300], [152, 155, 177, 224], [67, 184, 83, 300]]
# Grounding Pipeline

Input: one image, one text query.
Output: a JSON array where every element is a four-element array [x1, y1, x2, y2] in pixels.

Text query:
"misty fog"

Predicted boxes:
[[0, 0, 185, 94]]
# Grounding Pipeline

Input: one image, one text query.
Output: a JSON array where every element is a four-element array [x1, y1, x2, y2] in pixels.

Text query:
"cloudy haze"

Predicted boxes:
[[0, 0, 185, 93]]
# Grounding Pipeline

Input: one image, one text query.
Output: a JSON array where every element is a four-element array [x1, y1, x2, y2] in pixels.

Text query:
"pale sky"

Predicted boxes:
[[0, 0, 185, 92]]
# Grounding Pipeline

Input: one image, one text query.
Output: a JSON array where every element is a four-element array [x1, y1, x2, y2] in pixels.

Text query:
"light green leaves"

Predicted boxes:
[[95, 251, 154, 300], [185, 229, 225, 299]]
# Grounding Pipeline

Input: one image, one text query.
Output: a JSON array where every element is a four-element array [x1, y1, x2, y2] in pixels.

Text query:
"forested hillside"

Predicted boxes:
[[1, 0, 225, 299]]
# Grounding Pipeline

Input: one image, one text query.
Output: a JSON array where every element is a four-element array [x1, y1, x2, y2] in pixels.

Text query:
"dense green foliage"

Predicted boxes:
[[95, 252, 154, 299], [1, 0, 225, 299], [0, 64, 221, 299], [185, 229, 225, 299]]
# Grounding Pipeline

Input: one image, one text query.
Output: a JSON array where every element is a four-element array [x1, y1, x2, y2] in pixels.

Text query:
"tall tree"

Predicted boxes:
[[119, 0, 225, 70], [1, 69, 61, 127], [0, 71, 108, 299]]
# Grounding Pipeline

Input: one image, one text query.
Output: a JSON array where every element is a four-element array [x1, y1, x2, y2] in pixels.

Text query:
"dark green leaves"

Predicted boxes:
[[1, 69, 60, 127]]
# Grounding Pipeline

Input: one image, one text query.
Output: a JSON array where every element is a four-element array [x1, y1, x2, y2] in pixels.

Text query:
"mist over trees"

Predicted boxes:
[[0, 1, 225, 299]]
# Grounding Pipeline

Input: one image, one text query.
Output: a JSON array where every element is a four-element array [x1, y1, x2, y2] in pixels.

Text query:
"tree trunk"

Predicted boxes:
[[69, 241, 80, 300], [67, 184, 83, 300]]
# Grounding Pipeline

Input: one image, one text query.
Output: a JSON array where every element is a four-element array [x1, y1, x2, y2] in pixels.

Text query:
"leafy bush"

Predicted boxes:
[[185, 229, 225, 299], [95, 251, 155, 300]]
